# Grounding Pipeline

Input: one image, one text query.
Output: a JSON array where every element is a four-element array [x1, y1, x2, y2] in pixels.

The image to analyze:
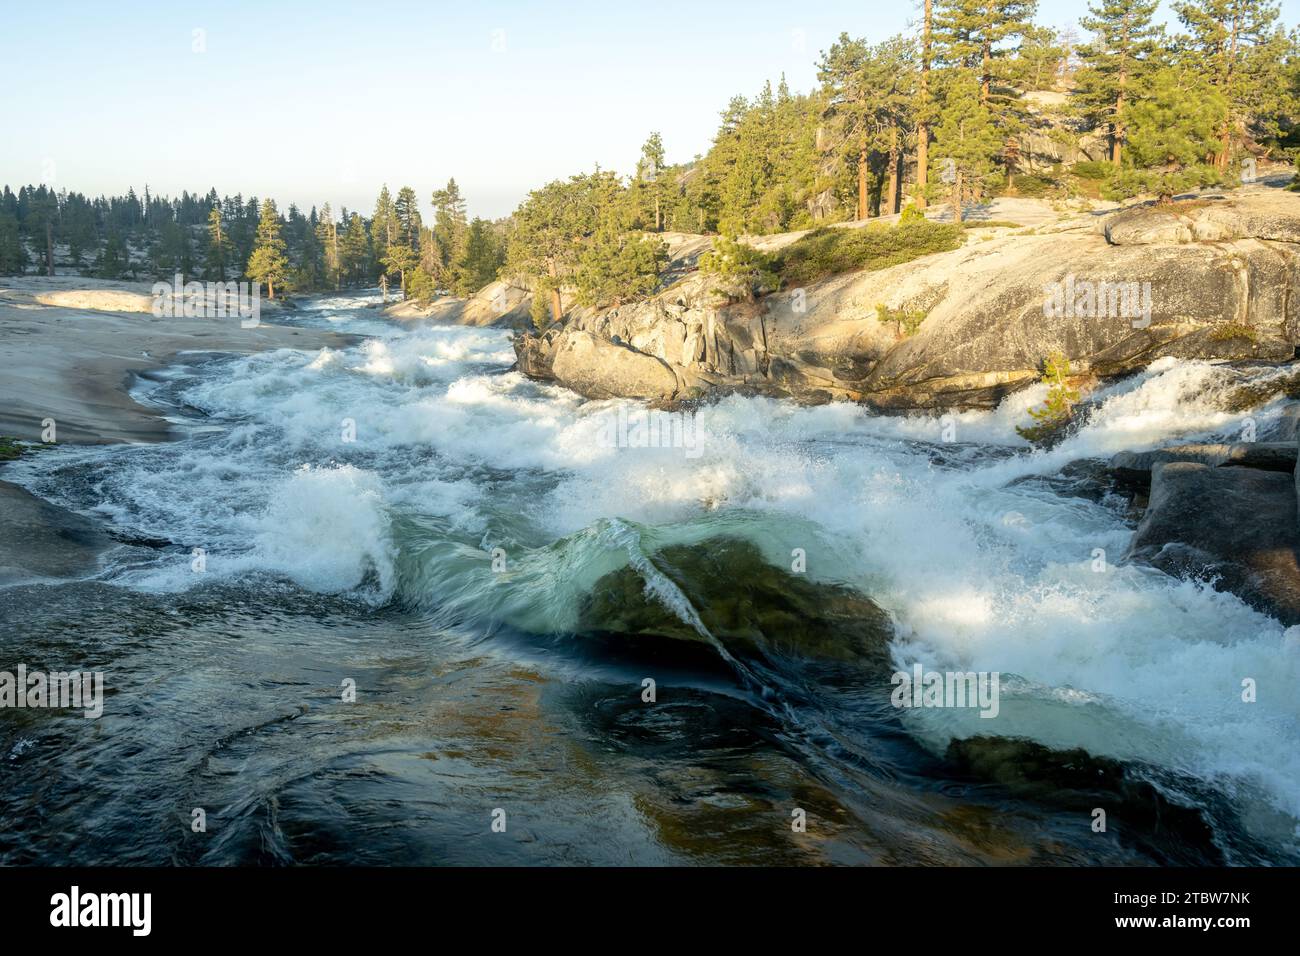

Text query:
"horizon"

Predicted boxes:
[[6, 0, 1296, 223]]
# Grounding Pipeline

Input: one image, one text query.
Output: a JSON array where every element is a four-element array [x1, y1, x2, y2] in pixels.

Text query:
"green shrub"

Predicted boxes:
[[773, 221, 962, 287], [1072, 160, 1112, 181], [1017, 352, 1081, 444], [875, 303, 927, 338], [530, 279, 555, 330], [1209, 322, 1257, 342], [405, 266, 436, 305], [0, 437, 24, 461], [698, 236, 780, 300], [1003, 173, 1058, 198], [899, 204, 927, 225]]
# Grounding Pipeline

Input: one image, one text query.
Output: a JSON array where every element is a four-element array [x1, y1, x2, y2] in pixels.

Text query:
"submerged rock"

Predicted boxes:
[[1125, 461, 1300, 623], [0, 481, 113, 585], [577, 537, 894, 666], [944, 736, 1231, 865]]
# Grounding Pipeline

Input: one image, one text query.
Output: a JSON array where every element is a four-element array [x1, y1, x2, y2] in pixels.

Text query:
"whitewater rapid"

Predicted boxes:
[[9, 291, 1300, 851]]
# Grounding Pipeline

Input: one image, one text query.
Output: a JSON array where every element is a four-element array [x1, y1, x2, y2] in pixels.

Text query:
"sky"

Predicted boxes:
[[2, 0, 1298, 222]]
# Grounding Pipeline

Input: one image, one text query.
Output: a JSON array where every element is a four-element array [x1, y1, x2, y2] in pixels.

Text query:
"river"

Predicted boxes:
[[1, 290, 1297, 865]]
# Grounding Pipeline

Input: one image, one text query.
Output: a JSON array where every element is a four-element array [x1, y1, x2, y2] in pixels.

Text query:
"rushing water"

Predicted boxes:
[[2, 290, 1299, 865]]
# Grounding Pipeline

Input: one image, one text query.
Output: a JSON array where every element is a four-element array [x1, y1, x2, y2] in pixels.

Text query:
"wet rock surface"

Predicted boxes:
[[1125, 461, 1300, 623], [578, 537, 895, 667]]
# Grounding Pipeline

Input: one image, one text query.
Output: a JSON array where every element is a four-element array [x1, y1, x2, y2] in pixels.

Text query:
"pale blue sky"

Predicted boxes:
[[2, 0, 1296, 220]]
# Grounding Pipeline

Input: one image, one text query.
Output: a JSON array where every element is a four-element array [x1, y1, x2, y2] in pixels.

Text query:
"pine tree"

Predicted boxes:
[[1015, 25, 1066, 91], [821, 34, 916, 218], [1075, 0, 1164, 165], [430, 178, 469, 285], [933, 69, 1003, 221], [0, 212, 27, 274], [635, 132, 668, 231], [316, 202, 341, 290], [370, 185, 397, 280], [505, 171, 631, 321], [934, 0, 1039, 104], [820, 34, 874, 220], [382, 240, 416, 295], [340, 212, 371, 286], [94, 232, 127, 279], [1174, 0, 1290, 170], [576, 228, 667, 307], [206, 205, 229, 280], [246, 198, 289, 298], [916, 0, 935, 209], [394, 186, 421, 249], [1104, 64, 1225, 202], [456, 218, 505, 295]]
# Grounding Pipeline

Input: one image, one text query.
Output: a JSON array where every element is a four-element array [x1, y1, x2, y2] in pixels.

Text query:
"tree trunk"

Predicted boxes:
[[887, 124, 900, 216], [655, 196, 662, 232], [952, 172, 964, 224], [547, 260, 563, 322], [857, 146, 869, 220], [1218, 15, 1239, 170], [268, 278, 275, 300], [1112, 72, 1127, 166], [915, 0, 932, 209], [981, 42, 991, 104], [45, 221, 54, 277]]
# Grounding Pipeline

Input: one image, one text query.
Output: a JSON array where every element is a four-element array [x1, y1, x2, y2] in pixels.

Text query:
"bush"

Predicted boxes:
[[899, 204, 927, 225], [773, 220, 962, 287], [1003, 173, 1058, 198], [1072, 160, 1112, 181], [1209, 322, 1257, 342], [405, 266, 436, 304], [530, 287, 552, 331], [0, 436, 23, 461], [698, 236, 780, 300], [875, 303, 927, 338], [1016, 351, 1080, 444]]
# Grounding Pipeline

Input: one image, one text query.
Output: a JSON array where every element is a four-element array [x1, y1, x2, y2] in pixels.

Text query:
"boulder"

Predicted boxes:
[[1125, 461, 1300, 623], [549, 328, 682, 401], [386, 279, 534, 329], [1274, 402, 1300, 441], [578, 537, 895, 667], [513, 327, 559, 380], [1109, 442, 1297, 488], [1103, 195, 1300, 246]]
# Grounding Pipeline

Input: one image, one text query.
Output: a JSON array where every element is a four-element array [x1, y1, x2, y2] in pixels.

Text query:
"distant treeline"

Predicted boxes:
[[0, 179, 506, 303]]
